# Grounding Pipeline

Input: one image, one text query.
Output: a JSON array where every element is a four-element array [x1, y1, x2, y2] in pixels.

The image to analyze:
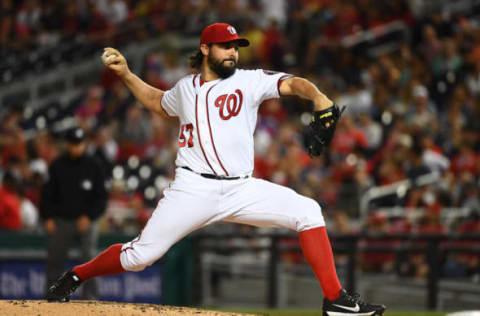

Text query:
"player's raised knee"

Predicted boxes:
[[296, 198, 325, 232]]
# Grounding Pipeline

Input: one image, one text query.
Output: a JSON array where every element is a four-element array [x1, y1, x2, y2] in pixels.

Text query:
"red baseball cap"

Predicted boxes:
[[200, 23, 250, 47]]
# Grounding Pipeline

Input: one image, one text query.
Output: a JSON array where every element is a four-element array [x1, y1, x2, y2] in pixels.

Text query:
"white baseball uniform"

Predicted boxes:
[[120, 69, 325, 271]]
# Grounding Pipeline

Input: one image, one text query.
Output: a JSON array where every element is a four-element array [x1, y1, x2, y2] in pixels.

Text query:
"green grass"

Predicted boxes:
[[217, 308, 447, 316]]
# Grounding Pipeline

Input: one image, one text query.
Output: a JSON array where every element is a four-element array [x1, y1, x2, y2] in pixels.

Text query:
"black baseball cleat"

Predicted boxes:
[[323, 289, 386, 316], [46, 270, 83, 302]]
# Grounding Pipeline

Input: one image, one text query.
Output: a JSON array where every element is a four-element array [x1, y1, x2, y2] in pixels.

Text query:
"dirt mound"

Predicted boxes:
[[0, 300, 257, 316]]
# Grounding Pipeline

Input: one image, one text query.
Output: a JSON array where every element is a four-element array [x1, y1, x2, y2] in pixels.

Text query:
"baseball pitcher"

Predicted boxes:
[[47, 23, 385, 316]]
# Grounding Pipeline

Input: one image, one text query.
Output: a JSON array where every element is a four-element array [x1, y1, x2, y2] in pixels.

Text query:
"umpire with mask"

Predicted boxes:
[[41, 127, 108, 299]]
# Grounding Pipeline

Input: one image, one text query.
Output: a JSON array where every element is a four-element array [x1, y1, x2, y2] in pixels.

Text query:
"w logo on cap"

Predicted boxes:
[[227, 26, 237, 35]]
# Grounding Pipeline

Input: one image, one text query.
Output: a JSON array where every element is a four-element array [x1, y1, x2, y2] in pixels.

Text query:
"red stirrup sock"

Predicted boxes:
[[299, 226, 342, 301], [73, 243, 126, 281]]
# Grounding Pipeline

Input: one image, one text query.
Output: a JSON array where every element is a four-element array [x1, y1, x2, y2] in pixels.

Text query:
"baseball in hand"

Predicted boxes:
[[101, 51, 117, 65]]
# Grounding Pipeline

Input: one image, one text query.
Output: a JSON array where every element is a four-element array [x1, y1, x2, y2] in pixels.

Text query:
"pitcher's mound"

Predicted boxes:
[[0, 300, 257, 316]]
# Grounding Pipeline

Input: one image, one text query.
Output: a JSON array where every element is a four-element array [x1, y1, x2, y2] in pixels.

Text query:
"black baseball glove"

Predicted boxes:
[[307, 104, 346, 156]]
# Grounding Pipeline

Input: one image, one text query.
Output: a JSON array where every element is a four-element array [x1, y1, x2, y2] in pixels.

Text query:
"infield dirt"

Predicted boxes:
[[0, 300, 257, 316]]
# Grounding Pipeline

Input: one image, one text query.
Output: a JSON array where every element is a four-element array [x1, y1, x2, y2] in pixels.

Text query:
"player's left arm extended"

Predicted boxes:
[[279, 76, 345, 156], [279, 77, 333, 111]]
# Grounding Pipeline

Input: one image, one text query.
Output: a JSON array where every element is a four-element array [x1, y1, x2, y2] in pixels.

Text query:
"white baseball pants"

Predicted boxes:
[[120, 167, 325, 271]]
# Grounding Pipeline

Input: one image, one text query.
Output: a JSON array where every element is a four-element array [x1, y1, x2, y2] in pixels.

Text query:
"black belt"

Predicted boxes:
[[180, 166, 249, 180]]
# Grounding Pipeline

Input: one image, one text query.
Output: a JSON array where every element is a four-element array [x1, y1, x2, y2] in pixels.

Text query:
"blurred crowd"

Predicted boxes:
[[0, 0, 158, 55], [0, 0, 479, 278]]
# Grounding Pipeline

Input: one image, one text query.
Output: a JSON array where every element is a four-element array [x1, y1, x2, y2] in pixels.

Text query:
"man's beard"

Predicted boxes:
[[207, 54, 237, 79]]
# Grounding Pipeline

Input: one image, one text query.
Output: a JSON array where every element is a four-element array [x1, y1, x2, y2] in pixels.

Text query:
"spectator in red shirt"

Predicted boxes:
[[360, 212, 396, 273], [331, 115, 367, 156], [76, 86, 105, 131], [261, 19, 285, 69], [0, 171, 22, 230], [0, 108, 26, 166], [450, 143, 478, 176], [62, 1, 82, 40]]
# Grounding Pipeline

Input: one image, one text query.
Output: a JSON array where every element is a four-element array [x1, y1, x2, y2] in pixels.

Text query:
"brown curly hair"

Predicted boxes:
[[188, 49, 203, 70], [188, 44, 212, 70]]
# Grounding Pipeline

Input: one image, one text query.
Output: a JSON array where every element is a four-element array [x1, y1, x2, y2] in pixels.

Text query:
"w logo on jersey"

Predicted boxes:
[[214, 89, 243, 120]]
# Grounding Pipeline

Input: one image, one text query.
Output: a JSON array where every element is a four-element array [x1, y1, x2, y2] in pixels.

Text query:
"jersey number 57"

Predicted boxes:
[[179, 123, 194, 148]]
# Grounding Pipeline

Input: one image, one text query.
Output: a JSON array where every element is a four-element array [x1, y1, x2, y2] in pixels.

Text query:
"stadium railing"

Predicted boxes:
[[192, 231, 480, 310]]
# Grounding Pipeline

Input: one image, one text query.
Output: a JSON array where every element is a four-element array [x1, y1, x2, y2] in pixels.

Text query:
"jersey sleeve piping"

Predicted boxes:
[[159, 100, 172, 117], [277, 74, 294, 97], [192, 74, 198, 88]]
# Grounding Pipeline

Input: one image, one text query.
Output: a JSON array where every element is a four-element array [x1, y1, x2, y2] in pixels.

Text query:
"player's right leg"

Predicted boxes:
[[46, 167, 220, 302], [220, 178, 385, 315]]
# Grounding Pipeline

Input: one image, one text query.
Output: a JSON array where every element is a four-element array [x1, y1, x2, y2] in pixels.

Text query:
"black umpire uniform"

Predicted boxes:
[[41, 127, 108, 299]]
